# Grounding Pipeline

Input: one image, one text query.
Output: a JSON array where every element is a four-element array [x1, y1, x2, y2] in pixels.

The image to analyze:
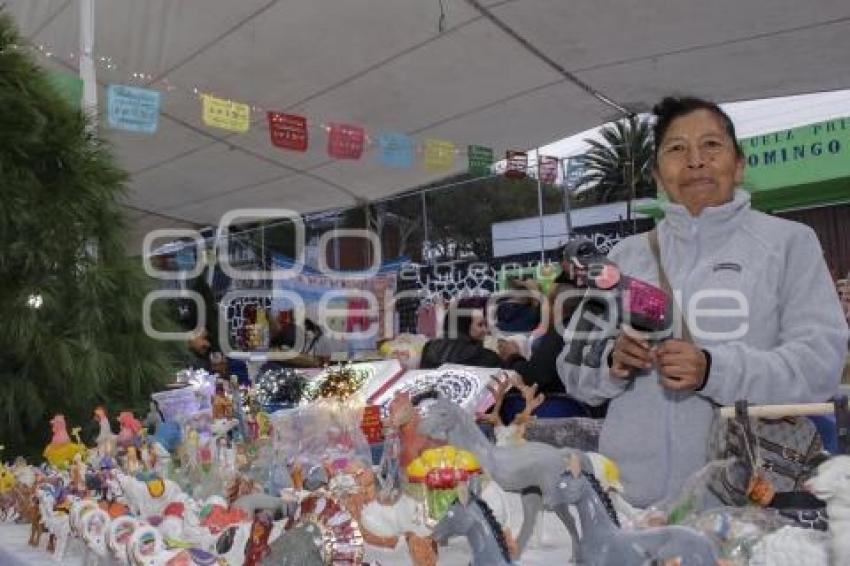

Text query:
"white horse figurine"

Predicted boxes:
[[805, 455, 850, 566], [35, 485, 72, 562], [81, 508, 111, 564], [108, 516, 141, 565]]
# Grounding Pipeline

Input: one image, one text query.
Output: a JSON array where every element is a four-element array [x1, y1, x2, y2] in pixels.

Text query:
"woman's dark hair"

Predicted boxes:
[[443, 309, 474, 339], [652, 96, 744, 160]]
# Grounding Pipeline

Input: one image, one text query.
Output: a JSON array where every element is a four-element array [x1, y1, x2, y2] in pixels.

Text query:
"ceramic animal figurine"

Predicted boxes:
[[26, 484, 44, 546], [551, 454, 721, 566], [94, 406, 118, 457], [35, 485, 72, 560], [108, 515, 141, 564], [387, 391, 441, 468], [748, 525, 830, 566], [117, 412, 143, 449], [116, 472, 186, 520], [244, 511, 273, 565], [43, 414, 86, 468], [128, 524, 221, 566], [81, 507, 111, 561], [805, 455, 850, 566], [0, 463, 15, 496], [430, 483, 513, 566], [418, 397, 585, 558], [127, 523, 165, 565], [125, 446, 141, 475]]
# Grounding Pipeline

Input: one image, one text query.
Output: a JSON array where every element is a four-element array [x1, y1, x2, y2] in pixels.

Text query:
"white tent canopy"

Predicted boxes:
[[6, 0, 850, 246]]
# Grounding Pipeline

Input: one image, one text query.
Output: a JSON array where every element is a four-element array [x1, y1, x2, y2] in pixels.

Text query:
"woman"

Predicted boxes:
[[420, 306, 503, 369], [559, 96, 849, 507]]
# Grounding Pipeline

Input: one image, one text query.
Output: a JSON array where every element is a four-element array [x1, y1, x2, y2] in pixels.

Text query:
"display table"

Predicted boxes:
[[0, 486, 576, 564]]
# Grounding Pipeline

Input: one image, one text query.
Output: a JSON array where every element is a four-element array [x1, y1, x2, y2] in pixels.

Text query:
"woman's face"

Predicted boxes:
[[468, 310, 488, 341], [653, 109, 744, 216]]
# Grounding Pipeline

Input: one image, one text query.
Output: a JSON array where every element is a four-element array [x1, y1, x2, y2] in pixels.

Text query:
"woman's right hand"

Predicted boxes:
[[610, 325, 653, 379]]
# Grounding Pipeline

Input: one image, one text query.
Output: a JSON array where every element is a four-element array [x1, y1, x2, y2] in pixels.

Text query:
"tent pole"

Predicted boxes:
[[421, 191, 430, 265], [561, 158, 573, 239], [537, 150, 545, 262], [79, 0, 97, 128]]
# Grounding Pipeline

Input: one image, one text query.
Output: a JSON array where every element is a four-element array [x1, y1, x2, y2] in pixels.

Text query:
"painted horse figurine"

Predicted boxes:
[[552, 454, 721, 566], [430, 485, 512, 566], [418, 398, 585, 559]]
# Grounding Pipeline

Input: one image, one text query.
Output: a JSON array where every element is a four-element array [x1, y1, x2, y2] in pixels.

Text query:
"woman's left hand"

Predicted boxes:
[[654, 339, 708, 391]]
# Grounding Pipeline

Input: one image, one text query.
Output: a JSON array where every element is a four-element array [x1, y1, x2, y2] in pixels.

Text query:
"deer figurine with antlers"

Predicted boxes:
[[480, 372, 545, 446]]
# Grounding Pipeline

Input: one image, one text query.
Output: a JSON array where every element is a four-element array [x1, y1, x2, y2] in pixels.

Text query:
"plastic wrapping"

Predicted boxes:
[[269, 400, 372, 477], [618, 458, 830, 563]]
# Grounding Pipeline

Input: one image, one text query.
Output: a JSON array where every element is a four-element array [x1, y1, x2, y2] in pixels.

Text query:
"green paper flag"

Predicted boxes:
[[468, 145, 494, 175], [46, 71, 83, 110]]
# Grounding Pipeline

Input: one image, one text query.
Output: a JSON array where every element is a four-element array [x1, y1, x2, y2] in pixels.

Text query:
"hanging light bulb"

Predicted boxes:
[[27, 294, 43, 309]]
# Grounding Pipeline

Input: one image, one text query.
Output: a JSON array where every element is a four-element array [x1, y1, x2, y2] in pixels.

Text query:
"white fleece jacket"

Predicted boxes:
[[557, 189, 849, 507]]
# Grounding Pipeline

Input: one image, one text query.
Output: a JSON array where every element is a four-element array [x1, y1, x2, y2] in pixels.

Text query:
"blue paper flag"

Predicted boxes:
[[377, 132, 414, 168], [107, 84, 161, 133]]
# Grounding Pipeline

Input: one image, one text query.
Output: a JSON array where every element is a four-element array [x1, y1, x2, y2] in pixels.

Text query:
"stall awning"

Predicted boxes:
[[5, 1, 850, 227]]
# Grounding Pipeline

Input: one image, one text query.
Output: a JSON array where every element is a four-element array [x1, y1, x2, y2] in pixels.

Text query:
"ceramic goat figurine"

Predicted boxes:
[[551, 454, 721, 566], [418, 398, 584, 559], [805, 455, 850, 566]]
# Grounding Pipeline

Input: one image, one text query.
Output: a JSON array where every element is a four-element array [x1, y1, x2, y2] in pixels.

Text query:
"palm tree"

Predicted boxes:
[[573, 115, 656, 207]]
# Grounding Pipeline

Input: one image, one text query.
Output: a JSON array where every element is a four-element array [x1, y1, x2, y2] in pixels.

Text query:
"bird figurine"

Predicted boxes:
[[93, 406, 118, 457], [43, 414, 86, 469]]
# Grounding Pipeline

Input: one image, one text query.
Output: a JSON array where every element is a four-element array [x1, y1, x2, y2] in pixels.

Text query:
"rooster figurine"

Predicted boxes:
[[43, 414, 85, 469], [117, 411, 142, 449], [93, 406, 117, 457]]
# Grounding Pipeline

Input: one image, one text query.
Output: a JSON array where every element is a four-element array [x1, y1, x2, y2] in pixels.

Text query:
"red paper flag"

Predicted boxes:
[[505, 150, 528, 179], [268, 111, 308, 151], [538, 155, 560, 184], [327, 122, 365, 159]]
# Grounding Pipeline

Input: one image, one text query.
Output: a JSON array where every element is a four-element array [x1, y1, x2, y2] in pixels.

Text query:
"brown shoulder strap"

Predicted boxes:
[[647, 228, 694, 343]]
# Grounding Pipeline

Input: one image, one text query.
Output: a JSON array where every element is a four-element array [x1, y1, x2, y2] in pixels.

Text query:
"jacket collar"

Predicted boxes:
[[661, 188, 751, 243]]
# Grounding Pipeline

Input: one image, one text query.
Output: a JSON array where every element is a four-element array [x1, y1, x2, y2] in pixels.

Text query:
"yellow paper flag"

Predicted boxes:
[[201, 94, 250, 133], [424, 138, 455, 171]]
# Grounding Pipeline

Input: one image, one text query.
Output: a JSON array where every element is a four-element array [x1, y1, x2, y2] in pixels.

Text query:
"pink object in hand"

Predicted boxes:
[[625, 278, 669, 328], [594, 264, 621, 290]]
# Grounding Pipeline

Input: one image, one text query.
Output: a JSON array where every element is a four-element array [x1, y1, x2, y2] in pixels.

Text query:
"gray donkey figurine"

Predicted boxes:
[[553, 454, 721, 566], [418, 398, 586, 560], [430, 483, 513, 566]]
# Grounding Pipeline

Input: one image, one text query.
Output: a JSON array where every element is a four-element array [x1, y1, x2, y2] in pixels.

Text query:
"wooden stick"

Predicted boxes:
[[718, 401, 847, 420]]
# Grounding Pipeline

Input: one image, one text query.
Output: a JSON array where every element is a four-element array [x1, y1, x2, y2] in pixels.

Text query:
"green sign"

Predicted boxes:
[[742, 117, 850, 191], [46, 71, 83, 110], [467, 145, 494, 176], [638, 116, 850, 217]]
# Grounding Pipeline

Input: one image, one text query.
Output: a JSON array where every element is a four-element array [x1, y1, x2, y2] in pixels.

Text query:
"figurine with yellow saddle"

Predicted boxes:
[[42, 414, 86, 469]]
